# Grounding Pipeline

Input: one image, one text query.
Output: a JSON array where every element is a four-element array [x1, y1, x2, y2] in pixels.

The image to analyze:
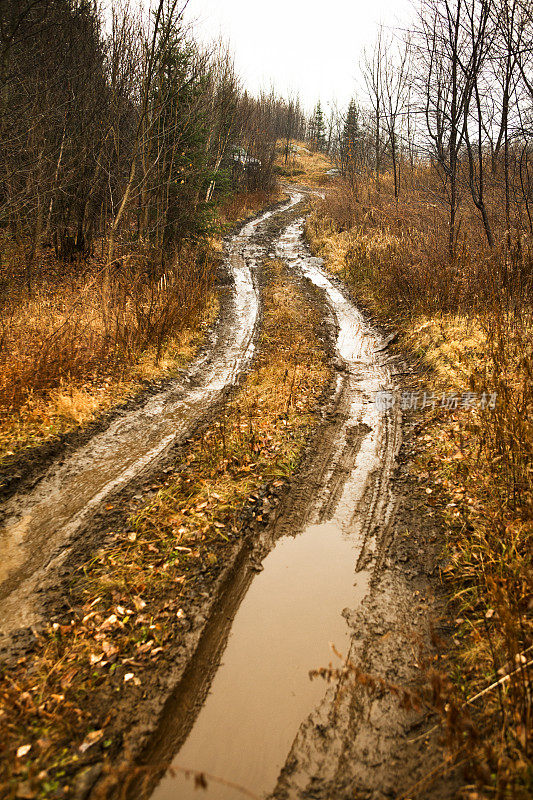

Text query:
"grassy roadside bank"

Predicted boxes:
[[306, 185, 532, 797], [0, 190, 280, 482], [0, 257, 331, 800]]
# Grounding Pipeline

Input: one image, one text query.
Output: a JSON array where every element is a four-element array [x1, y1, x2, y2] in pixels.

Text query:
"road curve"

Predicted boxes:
[[0, 193, 303, 636]]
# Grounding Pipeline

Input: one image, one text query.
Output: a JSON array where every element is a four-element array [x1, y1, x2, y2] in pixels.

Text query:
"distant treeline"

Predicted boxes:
[[0, 0, 308, 283]]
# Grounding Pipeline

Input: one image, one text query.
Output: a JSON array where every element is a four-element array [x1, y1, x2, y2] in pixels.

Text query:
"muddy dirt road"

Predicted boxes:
[[1, 193, 449, 800], [131, 212, 446, 800], [0, 194, 302, 637]]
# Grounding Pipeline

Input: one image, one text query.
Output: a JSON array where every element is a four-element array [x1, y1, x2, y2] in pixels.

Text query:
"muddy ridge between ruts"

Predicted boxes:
[[0, 192, 304, 640], [117, 217, 453, 800]]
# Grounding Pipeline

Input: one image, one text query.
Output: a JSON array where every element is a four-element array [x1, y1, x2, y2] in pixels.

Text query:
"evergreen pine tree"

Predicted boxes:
[[146, 29, 210, 249], [312, 101, 326, 152], [341, 100, 360, 175]]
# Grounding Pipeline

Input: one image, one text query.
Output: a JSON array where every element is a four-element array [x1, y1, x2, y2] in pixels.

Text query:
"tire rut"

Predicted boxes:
[[139, 212, 404, 800], [0, 193, 304, 638], [270, 222, 455, 800]]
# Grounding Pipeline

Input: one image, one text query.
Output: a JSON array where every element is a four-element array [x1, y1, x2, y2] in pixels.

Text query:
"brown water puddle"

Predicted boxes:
[[147, 524, 367, 800], [140, 218, 400, 799]]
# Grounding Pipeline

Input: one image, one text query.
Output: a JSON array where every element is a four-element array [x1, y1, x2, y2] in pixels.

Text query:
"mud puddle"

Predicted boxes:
[[141, 218, 400, 799], [0, 194, 302, 635], [147, 525, 365, 800]]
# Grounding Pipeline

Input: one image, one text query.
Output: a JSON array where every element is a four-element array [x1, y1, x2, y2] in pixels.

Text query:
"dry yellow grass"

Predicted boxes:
[[0, 300, 216, 467], [216, 188, 284, 235], [275, 140, 332, 186]]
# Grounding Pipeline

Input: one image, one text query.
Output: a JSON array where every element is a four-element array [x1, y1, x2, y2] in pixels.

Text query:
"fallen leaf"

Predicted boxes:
[[136, 640, 154, 654], [102, 641, 118, 657], [79, 730, 103, 753], [16, 744, 31, 758]]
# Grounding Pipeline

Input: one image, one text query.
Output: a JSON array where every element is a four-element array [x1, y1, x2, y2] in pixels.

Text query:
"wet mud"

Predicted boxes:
[[0, 194, 302, 637], [134, 217, 451, 800], [1, 194, 456, 800]]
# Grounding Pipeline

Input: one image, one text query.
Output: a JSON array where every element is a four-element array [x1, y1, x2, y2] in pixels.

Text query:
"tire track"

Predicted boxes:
[[270, 222, 450, 800], [0, 193, 303, 636], [274, 217, 401, 565], [139, 212, 401, 800]]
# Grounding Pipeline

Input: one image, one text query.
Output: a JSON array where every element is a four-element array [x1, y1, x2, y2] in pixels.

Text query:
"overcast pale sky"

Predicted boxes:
[[182, 0, 415, 113]]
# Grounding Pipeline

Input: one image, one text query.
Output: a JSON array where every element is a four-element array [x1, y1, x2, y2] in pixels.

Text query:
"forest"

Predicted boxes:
[[0, 0, 306, 426], [0, 1, 531, 799]]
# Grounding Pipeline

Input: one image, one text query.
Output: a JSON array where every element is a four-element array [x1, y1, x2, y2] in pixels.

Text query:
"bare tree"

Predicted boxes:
[[417, 0, 481, 256], [362, 28, 386, 191], [380, 33, 411, 198], [461, 0, 495, 248]]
